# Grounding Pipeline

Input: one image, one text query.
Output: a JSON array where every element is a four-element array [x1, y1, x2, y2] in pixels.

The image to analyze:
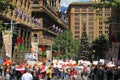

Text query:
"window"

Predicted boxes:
[[89, 14, 93, 17], [75, 35, 79, 38], [105, 14, 110, 16], [82, 14, 86, 17], [99, 22, 102, 25], [105, 26, 108, 29], [99, 31, 102, 34], [99, 26, 102, 29], [88, 26, 93, 30], [89, 31, 93, 34], [105, 8, 110, 12], [88, 8, 93, 12], [75, 17, 80, 21], [88, 14, 94, 20], [88, 35, 93, 39], [105, 31, 109, 34], [82, 8, 87, 12], [75, 31, 80, 34], [88, 17, 94, 21], [75, 6, 79, 9], [75, 14, 80, 17], [75, 26, 80, 29], [75, 9, 80, 12], [75, 22, 80, 25], [88, 22, 94, 25], [82, 14, 86, 19]]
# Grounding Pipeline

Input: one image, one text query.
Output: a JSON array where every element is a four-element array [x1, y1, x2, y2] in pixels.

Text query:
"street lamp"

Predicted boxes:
[[4, 20, 18, 60]]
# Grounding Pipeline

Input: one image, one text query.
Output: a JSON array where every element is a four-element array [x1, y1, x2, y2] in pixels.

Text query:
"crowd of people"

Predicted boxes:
[[0, 58, 120, 80]]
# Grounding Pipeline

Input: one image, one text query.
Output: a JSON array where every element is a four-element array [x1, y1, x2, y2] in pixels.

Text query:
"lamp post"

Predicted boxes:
[[4, 20, 18, 60]]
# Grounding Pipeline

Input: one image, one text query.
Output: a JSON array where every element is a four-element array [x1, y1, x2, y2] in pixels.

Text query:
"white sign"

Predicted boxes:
[[99, 59, 105, 65], [25, 53, 34, 60], [93, 61, 98, 65]]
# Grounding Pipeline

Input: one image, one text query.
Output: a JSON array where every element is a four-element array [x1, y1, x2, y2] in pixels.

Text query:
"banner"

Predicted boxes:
[[31, 42, 38, 61], [25, 53, 33, 61], [2, 31, 11, 57]]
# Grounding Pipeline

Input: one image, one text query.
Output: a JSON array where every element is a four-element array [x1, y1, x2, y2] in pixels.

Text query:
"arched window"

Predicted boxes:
[[33, 34, 38, 42]]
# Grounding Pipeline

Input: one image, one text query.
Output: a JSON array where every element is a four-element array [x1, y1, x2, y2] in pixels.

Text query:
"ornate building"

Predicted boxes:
[[0, 0, 68, 63]]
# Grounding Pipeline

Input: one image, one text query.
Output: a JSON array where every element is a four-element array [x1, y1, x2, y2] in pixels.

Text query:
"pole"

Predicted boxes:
[[10, 20, 13, 60], [50, 44, 52, 62]]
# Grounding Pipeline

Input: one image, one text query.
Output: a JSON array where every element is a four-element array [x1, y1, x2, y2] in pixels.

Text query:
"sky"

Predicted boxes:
[[61, 0, 90, 7]]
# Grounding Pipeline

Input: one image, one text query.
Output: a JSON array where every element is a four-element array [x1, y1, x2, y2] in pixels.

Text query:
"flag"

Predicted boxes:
[[20, 45, 25, 50], [61, 50, 64, 55], [61, 30, 63, 33], [16, 36, 22, 44], [31, 42, 38, 61], [51, 24, 55, 30], [55, 27, 58, 32], [58, 28, 61, 33], [2, 31, 11, 58], [19, 10, 22, 19], [34, 19, 40, 26], [15, 9, 19, 17], [41, 45, 46, 51], [53, 51, 58, 57], [32, 16, 35, 23], [28, 15, 31, 22], [23, 13, 26, 20]]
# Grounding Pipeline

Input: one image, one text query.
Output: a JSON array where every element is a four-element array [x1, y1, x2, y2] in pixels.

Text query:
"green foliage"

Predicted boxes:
[[92, 35, 109, 59], [91, 0, 120, 8], [53, 30, 79, 59], [0, 0, 16, 32], [0, 0, 16, 14]]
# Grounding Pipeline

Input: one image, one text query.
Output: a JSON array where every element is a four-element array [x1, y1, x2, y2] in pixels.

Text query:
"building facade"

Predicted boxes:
[[0, 0, 68, 63], [68, 2, 111, 41]]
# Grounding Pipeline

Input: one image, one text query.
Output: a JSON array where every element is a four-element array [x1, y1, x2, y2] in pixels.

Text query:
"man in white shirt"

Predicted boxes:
[[21, 68, 33, 80]]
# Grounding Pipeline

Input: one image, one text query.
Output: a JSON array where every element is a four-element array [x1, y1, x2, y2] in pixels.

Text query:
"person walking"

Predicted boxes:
[[21, 68, 33, 80], [33, 70, 39, 80], [5, 68, 10, 80]]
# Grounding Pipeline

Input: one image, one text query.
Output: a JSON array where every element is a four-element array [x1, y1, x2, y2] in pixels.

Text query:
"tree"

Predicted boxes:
[[92, 35, 109, 59], [91, 0, 120, 23], [0, 0, 15, 13], [53, 30, 79, 59], [0, 0, 15, 31]]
